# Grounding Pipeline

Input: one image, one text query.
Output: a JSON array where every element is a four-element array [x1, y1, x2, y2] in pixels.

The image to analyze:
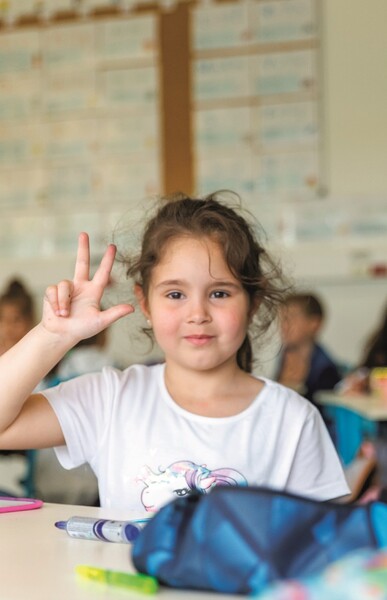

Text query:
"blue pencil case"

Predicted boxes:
[[132, 485, 387, 595]]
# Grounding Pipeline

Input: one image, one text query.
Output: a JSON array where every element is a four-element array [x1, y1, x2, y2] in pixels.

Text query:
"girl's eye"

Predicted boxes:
[[167, 291, 183, 300], [211, 290, 229, 299]]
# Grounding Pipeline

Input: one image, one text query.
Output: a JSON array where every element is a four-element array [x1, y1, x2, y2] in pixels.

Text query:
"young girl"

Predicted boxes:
[[0, 192, 349, 511]]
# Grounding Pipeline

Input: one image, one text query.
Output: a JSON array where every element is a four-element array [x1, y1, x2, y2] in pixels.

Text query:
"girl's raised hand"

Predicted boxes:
[[42, 232, 134, 345]]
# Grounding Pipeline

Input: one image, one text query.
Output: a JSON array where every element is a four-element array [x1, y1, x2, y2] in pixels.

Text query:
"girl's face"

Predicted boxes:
[[0, 303, 32, 353], [138, 236, 251, 373]]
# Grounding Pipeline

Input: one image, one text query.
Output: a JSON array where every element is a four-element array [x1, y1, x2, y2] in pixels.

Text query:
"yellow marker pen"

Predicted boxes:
[[75, 565, 159, 594]]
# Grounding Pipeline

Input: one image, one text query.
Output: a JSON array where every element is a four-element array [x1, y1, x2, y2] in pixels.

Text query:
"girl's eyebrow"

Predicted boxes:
[[210, 281, 241, 289], [154, 279, 241, 290], [154, 279, 185, 289]]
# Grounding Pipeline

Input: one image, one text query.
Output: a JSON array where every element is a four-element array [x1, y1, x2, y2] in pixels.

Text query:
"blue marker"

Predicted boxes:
[[55, 516, 149, 543]]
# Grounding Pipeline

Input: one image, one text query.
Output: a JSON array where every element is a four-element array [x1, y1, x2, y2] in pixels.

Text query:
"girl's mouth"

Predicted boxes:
[[184, 335, 214, 346]]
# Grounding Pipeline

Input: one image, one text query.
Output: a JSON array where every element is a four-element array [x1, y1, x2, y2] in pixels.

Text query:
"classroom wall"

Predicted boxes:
[[259, 0, 387, 375], [323, 0, 387, 197], [0, 0, 386, 371], [297, 0, 387, 367]]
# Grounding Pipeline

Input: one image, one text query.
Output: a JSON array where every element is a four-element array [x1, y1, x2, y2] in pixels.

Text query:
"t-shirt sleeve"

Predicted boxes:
[[286, 408, 350, 501], [42, 367, 116, 470]]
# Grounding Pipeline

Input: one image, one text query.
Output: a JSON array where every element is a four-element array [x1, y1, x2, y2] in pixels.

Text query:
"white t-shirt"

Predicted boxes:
[[43, 363, 349, 512]]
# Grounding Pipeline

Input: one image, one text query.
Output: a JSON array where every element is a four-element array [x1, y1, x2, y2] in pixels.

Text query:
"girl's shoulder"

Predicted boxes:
[[103, 361, 165, 388], [255, 376, 317, 416], [43, 361, 165, 403]]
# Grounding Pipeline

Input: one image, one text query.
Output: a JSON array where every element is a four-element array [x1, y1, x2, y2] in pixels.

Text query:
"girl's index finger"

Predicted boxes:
[[73, 232, 91, 282]]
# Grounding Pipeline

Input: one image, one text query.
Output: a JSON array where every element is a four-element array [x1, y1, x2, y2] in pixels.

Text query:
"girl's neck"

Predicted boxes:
[[163, 359, 264, 418]]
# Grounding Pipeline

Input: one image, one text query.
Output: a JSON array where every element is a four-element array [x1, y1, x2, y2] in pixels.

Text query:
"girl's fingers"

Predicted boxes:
[[92, 243, 117, 287], [57, 280, 74, 316], [45, 281, 74, 317], [43, 236, 121, 325], [99, 303, 135, 329], [73, 232, 91, 282], [44, 285, 59, 314]]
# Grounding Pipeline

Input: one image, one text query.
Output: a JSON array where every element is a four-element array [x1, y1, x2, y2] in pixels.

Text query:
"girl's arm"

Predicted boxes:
[[0, 232, 134, 449]]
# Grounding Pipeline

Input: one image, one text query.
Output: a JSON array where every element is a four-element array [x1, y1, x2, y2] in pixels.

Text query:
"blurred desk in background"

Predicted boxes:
[[315, 391, 387, 465]]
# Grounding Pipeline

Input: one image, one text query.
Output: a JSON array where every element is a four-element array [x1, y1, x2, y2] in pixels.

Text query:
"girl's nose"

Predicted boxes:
[[187, 299, 211, 324]]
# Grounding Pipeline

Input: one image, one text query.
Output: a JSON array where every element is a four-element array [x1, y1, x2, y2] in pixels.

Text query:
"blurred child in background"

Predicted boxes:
[[0, 279, 35, 495], [338, 301, 387, 395], [0, 279, 35, 356], [275, 292, 342, 406], [0, 277, 99, 503], [337, 301, 387, 502]]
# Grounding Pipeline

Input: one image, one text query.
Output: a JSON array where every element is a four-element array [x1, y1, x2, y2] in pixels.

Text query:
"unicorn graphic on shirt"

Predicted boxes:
[[138, 460, 247, 512]]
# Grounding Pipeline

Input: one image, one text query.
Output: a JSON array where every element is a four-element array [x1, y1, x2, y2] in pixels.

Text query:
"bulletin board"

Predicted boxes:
[[0, 10, 161, 261], [191, 0, 322, 229], [0, 0, 322, 264]]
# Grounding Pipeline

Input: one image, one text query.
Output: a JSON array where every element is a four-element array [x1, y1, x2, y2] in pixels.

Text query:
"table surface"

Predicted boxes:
[[315, 390, 387, 421], [0, 502, 232, 600]]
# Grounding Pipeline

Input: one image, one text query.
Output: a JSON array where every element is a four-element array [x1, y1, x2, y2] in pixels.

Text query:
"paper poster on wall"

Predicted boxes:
[[0, 73, 41, 120], [349, 204, 387, 238], [43, 69, 96, 114], [53, 211, 105, 254], [0, 216, 14, 257], [280, 197, 387, 244], [98, 112, 159, 157], [194, 107, 252, 157], [251, 0, 316, 43], [0, 29, 40, 75], [0, 215, 50, 258], [192, 3, 250, 50], [254, 151, 319, 197], [46, 164, 96, 206], [43, 119, 97, 163], [194, 56, 250, 101], [42, 23, 95, 70], [96, 15, 157, 61], [99, 66, 158, 108], [281, 200, 343, 242], [0, 168, 45, 209], [195, 155, 255, 201], [12, 215, 51, 257], [251, 101, 318, 152], [98, 159, 160, 206], [250, 50, 317, 96], [0, 122, 42, 166], [191, 0, 320, 210]]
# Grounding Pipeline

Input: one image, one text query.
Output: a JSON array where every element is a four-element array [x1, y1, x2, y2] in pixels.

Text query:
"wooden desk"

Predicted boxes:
[[315, 391, 387, 465], [0, 502, 233, 600]]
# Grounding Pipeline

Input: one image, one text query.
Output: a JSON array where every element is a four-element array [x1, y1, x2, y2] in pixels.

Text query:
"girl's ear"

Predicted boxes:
[[134, 284, 150, 319]]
